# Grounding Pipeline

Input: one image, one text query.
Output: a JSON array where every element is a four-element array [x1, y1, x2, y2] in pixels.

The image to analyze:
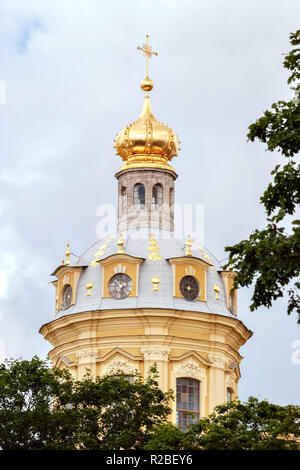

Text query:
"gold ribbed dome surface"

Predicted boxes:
[[114, 93, 180, 173]]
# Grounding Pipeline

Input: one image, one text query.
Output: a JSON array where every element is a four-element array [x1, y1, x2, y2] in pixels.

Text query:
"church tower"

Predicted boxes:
[[115, 36, 178, 233], [40, 36, 252, 427]]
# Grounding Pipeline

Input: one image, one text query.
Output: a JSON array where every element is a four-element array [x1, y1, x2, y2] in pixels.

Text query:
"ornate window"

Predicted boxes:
[[134, 183, 145, 208], [179, 275, 199, 301], [176, 377, 200, 431], [61, 284, 72, 310], [152, 183, 163, 206]]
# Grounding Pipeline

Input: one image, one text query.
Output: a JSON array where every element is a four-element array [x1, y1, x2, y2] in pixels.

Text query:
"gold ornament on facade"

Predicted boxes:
[[184, 234, 193, 256], [91, 237, 112, 266], [214, 284, 220, 300], [114, 35, 180, 173], [117, 233, 125, 254], [147, 234, 162, 261], [194, 242, 211, 263], [151, 276, 160, 291], [86, 282, 94, 296], [65, 243, 71, 265], [185, 265, 196, 276]]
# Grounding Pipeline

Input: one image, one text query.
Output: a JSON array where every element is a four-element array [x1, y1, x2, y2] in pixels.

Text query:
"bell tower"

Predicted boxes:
[[114, 35, 180, 232]]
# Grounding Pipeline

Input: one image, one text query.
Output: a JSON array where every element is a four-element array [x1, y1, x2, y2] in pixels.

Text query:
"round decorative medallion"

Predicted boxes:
[[179, 275, 199, 301], [62, 284, 72, 310], [109, 273, 133, 299]]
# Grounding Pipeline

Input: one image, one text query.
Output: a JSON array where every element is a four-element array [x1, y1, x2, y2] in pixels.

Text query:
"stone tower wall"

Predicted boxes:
[[116, 167, 177, 232]]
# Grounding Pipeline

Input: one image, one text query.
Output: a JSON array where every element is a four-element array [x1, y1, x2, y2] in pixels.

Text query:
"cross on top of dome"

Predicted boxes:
[[137, 34, 158, 81], [137, 35, 158, 93]]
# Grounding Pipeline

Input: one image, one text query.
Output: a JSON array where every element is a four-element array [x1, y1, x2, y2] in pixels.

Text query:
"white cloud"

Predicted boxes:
[[0, 168, 42, 186], [0, 273, 8, 298], [0, 226, 46, 301]]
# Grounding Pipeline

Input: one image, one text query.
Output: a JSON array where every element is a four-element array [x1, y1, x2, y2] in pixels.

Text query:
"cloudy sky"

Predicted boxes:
[[0, 0, 299, 405]]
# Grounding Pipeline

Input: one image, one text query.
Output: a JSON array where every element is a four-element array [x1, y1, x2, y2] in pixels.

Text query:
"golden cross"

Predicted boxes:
[[137, 34, 158, 77]]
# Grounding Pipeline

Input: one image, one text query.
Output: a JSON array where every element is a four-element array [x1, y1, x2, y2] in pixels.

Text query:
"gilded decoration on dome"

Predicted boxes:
[[147, 234, 162, 261], [86, 282, 93, 297], [194, 242, 211, 263], [117, 233, 125, 254], [114, 35, 180, 173], [184, 234, 193, 256], [91, 236, 113, 266], [65, 243, 71, 265], [214, 284, 220, 300], [151, 276, 160, 291]]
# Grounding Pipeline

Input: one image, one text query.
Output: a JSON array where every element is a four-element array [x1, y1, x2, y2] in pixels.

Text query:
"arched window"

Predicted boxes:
[[134, 183, 145, 208], [152, 183, 163, 206], [176, 377, 200, 431]]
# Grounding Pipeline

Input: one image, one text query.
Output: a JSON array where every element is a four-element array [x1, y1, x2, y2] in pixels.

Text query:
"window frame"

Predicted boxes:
[[133, 183, 146, 208], [176, 377, 200, 431], [152, 183, 163, 207]]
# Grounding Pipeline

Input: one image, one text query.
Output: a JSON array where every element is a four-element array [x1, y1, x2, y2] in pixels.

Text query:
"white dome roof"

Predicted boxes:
[[54, 229, 235, 319]]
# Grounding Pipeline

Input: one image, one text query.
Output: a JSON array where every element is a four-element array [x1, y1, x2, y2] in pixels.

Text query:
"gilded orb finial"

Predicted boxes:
[[86, 281, 94, 297], [137, 35, 158, 92], [117, 233, 125, 254], [184, 234, 193, 256], [214, 284, 220, 300], [151, 276, 160, 291], [65, 243, 71, 265]]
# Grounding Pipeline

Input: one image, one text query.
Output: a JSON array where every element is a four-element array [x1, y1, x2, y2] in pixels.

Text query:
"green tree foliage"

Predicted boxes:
[[0, 356, 74, 450], [143, 422, 197, 450], [145, 397, 300, 450], [69, 366, 172, 450], [224, 31, 300, 322], [0, 356, 172, 450]]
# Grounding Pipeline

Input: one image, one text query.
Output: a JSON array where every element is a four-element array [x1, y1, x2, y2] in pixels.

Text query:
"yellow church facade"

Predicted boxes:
[[40, 36, 252, 429]]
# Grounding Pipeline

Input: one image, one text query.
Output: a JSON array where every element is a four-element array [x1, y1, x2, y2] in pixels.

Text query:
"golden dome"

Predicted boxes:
[[114, 87, 180, 173]]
